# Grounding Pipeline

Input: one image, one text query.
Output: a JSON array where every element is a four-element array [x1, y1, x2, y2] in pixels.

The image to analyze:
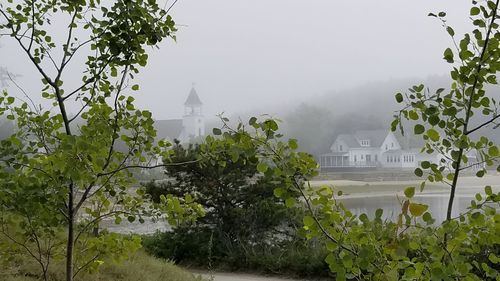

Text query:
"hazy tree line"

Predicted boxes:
[[281, 75, 500, 158]]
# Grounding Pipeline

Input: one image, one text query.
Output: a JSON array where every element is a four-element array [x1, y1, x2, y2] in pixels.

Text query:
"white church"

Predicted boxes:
[[154, 86, 205, 143]]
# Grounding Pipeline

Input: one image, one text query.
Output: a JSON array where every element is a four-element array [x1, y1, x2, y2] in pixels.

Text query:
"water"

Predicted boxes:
[[339, 193, 474, 223], [101, 175, 500, 234]]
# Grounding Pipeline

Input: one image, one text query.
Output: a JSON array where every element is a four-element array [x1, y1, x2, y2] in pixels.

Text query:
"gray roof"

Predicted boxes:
[[393, 130, 426, 150], [336, 134, 361, 148], [154, 119, 183, 140], [353, 129, 388, 147], [184, 87, 203, 106]]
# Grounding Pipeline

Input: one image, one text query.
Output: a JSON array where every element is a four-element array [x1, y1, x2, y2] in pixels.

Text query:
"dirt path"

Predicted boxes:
[[194, 272, 322, 281]]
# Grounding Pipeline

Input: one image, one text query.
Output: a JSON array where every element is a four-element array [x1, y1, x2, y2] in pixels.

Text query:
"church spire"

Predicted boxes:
[[184, 86, 203, 106]]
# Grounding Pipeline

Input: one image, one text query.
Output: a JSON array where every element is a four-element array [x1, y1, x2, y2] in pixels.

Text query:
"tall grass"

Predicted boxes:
[[0, 250, 204, 281]]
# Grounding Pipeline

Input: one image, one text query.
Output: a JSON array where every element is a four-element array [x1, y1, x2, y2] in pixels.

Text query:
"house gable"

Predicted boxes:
[[353, 130, 387, 148], [380, 131, 401, 152], [330, 138, 349, 153]]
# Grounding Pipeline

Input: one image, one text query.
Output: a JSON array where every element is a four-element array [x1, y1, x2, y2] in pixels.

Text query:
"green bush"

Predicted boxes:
[[143, 139, 313, 273], [143, 229, 331, 277]]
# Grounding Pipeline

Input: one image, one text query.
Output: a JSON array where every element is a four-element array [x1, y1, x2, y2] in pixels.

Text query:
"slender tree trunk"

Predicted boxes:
[[446, 148, 463, 221], [445, 0, 499, 221], [66, 186, 74, 281]]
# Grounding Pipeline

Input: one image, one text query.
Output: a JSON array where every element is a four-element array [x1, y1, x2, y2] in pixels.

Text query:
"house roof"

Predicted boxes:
[[154, 119, 183, 140], [353, 129, 387, 147], [336, 134, 361, 148], [393, 130, 426, 150], [184, 87, 203, 106]]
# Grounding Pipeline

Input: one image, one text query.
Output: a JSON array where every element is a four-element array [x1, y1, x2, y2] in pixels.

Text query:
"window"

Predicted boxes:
[[375, 155, 378, 161], [360, 140, 370, 146], [339, 145, 343, 151], [354, 155, 357, 162], [387, 156, 389, 162], [361, 155, 364, 160], [385, 145, 388, 150], [391, 142, 394, 148]]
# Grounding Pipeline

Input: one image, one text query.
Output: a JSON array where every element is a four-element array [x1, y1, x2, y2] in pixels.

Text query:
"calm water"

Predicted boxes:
[[339, 193, 474, 223]]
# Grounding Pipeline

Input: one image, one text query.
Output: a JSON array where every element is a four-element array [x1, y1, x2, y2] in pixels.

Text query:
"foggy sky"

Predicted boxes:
[[0, 1, 472, 120]]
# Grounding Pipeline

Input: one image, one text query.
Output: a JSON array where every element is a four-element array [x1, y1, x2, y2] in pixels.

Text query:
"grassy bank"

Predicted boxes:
[[309, 180, 447, 195], [0, 250, 204, 281]]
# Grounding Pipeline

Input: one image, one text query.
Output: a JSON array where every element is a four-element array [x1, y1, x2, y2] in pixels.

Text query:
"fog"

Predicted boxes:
[[1, 0, 473, 121]]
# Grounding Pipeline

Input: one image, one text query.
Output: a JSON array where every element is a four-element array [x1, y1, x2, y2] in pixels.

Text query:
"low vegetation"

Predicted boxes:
[[0, 250, 203, 281]]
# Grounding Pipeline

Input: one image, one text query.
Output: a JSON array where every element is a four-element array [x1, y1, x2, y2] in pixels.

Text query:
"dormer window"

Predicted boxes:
[[360, 140, 370, 147], [339, 145, 343, 151]]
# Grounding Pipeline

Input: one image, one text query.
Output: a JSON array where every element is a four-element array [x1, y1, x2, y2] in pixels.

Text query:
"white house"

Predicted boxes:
[[319, 129, 461, 171], [154, 86, 205, 144]]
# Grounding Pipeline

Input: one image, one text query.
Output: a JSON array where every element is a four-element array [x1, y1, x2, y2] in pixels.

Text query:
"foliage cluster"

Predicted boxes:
[[191, 112, 499, 280], [142, 136, 304, 268], [0, 1, 203, 281], [143, 230, 330, 277], [250, 1, 500, 279]]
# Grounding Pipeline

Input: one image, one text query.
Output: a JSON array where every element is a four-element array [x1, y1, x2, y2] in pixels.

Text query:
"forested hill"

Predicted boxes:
[[279, 75, 500, 157]]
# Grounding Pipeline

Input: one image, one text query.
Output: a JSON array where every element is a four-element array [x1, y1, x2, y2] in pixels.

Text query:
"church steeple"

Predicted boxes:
[[181, 85, 205, 141], [184, 86, 203, 116], [184, 87, 203, 106]]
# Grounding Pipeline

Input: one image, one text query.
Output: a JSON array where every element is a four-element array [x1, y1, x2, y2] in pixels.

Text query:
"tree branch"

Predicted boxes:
[[465, 114, 500, 135]]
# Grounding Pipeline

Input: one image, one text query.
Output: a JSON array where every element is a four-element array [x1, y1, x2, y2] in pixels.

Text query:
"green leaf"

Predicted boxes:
[[212, 128, 222, 135], [485, 185, 492, 196], [488, 145, 499, 157], [273, 187, 285, 198], [395, 93, 403, 103], [409, 203, 428, 217], [422, 212, 433, 223], [414, 124, 425, 135], [257, 162, 268, 173], [446, 26, 455, 37], [404, 186, 415, 198], [408, 110, 419, 120], [470, 7, 480, 16], [426, 128, 440, 142], [375, 208, 383, 218], [475, 193, 482, 201], [285, 197, 296, 208], [476, 170, 485, 177], [443, 48, 454, 63], [414, 168, 423, 177], [420, 181, 426, 192], [131, 84, 139, 91], [303, 215, 315, 227], [288, 139, 298, 150]]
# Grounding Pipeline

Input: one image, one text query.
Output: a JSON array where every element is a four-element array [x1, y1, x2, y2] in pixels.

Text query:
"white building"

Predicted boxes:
[[154, 87, 205, 144], [319, 129, 482, 171]]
